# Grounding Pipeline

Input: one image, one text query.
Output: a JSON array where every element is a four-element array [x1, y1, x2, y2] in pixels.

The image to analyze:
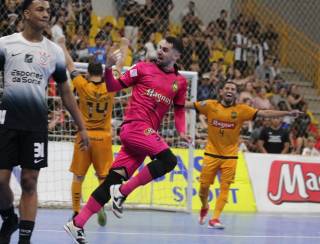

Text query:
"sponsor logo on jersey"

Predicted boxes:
[[145, 89, 172, 105], [231, 111, 237, 119], [172, 81, 178, 92], [24, 54, 34, 63], [268, 160, 320, 204], [11, 52, 22, 57], [11, 70, 43, 85], [211, 119, 235, 129]]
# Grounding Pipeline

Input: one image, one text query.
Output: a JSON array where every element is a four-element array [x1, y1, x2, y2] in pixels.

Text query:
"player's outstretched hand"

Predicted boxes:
[[78, 129, 89, 151], [289, 110, 304, 117], [179, 132, 193, 146], [106, 38, 129, 69]]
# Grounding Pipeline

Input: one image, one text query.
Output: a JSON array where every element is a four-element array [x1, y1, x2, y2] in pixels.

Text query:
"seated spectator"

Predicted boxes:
[[239, 82, 255, 103], [258, 117, 290, 154], [302, 136, 320, 156], [255, 55, 273, 81], [288, 84, 304, 110], [252, 86, 273, 110]]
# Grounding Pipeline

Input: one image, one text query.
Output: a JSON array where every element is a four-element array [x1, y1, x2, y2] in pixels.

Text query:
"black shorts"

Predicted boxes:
[[0, 128, 48, 170]]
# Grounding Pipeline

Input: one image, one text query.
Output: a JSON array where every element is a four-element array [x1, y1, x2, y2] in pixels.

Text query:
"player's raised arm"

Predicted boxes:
[[57, 37, 75, 74], [104, 38, 130, 92], [185, 101, 196, 109]]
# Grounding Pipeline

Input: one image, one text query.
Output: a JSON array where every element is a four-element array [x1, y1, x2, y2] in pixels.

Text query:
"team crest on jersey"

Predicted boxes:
[[24, 54, 34, 63], [144, 128, 155, 135], [172, 81, 178, 92], [38, 51, 50, 66], [112, 68, 121, 79], [231, 111, 237, 119]]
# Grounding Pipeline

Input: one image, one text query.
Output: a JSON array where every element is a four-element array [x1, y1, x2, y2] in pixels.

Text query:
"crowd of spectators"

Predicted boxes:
[[0, 0, 319, 155]]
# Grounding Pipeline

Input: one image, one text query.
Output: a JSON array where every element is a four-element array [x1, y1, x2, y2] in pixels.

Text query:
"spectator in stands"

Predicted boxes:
[[180, 1, 199, 21], [51, 14, 65, 43], [140, 0, 158, 43], [72, 0, 92, 34], [290, 102, 311, 154], [255, 55, 273, 81], [239, 82, 255, 103], [288, 84, 304, 110], [114, 0, 128, 17], [144, 32, 158, 61], [194, 31, 211, 73], [197, 73, 214, 101], [258, 117, 290, 154], [234, 24, 249, 74], [180, 35, 193, 70], [88, 31, 110, 64], [216, 9, 228, 39], [252, 86, 272, 110], [123, 0, 140, 51], [182, 11, 202, 36], [302, 136, 320, 156], [153, 0, 174, 34], [132, 39, 146, 64], [262, 23, 278, 55], [250, 34, 269, 67], [0, 0, 20, 36]]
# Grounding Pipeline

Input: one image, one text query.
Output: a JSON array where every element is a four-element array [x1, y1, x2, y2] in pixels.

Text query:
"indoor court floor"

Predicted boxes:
[[7, 209, 320, 244]]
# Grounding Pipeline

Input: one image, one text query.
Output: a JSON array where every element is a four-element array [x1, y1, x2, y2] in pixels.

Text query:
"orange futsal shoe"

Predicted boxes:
[[208, 218, 225, 229], [198, 207, 209, 225]]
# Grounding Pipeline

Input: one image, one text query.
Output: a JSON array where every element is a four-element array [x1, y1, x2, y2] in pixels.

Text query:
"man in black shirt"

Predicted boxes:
[[258, 117, 290, 154]]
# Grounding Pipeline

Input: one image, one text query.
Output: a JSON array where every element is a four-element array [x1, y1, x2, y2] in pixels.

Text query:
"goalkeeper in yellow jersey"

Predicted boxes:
[[58, 37, 129, 226], [186, 81, 302, 229]]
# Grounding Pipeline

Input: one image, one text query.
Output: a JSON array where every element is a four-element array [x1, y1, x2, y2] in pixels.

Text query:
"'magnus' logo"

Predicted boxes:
[[268, 161, 320, 204], [145, 89, 172, 105]]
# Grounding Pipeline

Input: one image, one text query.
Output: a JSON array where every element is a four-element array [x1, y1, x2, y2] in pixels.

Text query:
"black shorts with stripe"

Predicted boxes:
[[0, 128, 48, 170]]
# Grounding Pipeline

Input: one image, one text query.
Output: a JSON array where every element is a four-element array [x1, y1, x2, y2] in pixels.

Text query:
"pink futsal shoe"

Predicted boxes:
[[208, 219, 225, 229], [198, 207, 209, 225]]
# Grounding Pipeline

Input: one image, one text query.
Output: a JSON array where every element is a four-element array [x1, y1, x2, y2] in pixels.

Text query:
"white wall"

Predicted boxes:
[[92, 0, 232, 25]]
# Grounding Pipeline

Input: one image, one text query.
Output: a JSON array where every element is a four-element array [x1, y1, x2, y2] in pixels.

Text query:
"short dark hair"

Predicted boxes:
[[165, 36, 183, 54], [21, 0, 49, 11], [222, 81, 238, 90], [88, 62, 103, 76]]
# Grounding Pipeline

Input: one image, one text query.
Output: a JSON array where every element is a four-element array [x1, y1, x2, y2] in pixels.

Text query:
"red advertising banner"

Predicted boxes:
[[268, 161, 320, 204]]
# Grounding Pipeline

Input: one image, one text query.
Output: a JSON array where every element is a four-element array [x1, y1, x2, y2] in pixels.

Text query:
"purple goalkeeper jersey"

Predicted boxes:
[[119, 61, 187, 130]]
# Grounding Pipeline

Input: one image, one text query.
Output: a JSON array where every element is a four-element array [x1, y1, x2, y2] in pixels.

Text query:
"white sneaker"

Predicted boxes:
[[64, 220, 88, 244], [110, 184, 126, 218]]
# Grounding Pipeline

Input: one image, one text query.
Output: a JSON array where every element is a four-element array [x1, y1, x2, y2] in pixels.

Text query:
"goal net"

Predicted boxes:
[[9, 63, 198, 213]]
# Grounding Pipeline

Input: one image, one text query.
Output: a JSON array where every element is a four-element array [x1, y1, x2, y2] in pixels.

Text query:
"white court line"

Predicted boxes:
[[35, 229, 320, 239]]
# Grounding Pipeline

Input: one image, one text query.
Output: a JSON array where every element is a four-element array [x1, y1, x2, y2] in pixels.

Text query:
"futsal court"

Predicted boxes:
[[6, 209, 320, 244]]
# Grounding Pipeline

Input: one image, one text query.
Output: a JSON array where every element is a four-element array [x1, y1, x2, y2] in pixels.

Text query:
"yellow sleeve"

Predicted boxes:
[[239, 104, 258, 121], [194, 100, 211, 116], [72, 75, 87, 91]]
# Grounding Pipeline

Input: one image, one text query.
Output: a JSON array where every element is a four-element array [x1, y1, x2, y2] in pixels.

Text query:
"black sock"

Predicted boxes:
[[19, 220, 34, 241], [0, 206, 15, 221]]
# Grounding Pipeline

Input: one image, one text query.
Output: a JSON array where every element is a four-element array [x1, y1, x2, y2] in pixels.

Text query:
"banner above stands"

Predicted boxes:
[[244, 152, 320, 213]]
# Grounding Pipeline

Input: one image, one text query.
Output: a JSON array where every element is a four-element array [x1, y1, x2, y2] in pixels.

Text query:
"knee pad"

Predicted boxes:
[[147, 149, 177, 179], [91, 170, 125, 205]]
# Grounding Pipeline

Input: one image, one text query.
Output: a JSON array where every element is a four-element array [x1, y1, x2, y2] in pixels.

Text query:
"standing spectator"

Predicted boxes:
[[258, 118, 290, 154], [180, 35, 193, 70], [153, 0, 174, 34], [140, 0, 158, 43], [88, 32, 109, 64], [234, 24, 249, 74], [123, 0, 140, 51], [255, 55, 273, 81], [51, 14, 65, 43], [216, 9, 228, 39], [144, 32, 158, 61]]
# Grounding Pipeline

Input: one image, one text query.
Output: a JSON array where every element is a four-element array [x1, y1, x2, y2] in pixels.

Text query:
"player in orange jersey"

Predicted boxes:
[[58, 37, 129, 226], [186, 81, 302, 229]]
